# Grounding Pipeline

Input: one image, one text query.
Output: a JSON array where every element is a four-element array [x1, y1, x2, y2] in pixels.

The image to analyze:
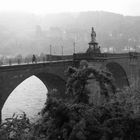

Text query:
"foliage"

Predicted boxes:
[[65, 66, 116, 103], [1, 66, 140, 140], [33, 86, 140, 140], [0, 112, 31, 140], [32, 66, 140, 140]]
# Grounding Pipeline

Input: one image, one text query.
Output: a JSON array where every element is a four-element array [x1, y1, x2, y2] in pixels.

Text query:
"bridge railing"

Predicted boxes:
[[0, 54, 73, 66], [0, 52, 140, 66], [73, 53, 108, 60], [73, 52, 140, 61]]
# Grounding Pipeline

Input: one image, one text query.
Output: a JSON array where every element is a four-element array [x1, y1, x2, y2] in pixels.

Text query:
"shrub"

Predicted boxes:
[[1, 66, 140, 140]]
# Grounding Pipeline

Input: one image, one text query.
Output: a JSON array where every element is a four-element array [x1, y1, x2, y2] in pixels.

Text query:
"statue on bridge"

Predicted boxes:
[[91, 27, 96, 42], [86, 27, 101, 54]]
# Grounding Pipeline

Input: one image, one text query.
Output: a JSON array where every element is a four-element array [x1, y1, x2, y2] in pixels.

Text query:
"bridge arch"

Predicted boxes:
[[2, 75, 47, 120], [1, 72, 66, 121], [106, 62, 129, 89]]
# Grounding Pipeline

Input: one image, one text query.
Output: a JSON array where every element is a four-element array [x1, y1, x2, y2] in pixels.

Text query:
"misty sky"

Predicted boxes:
[[0, 0, 140, 16]]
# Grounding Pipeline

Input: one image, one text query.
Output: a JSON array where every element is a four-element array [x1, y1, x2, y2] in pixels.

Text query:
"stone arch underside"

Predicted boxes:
[[106, 62, 129, 89], [35, 73, 66, 97]]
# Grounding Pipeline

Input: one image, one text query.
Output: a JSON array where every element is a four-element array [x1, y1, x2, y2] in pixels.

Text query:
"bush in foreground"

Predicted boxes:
[[1, 66, 140, 140]]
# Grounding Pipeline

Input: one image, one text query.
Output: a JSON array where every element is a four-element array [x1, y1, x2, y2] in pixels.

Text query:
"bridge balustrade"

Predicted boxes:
[[0, 52, 140, 66], [0, 54, 73, 66], [73, 53, 108, 61], [103, 53, 130, 58]]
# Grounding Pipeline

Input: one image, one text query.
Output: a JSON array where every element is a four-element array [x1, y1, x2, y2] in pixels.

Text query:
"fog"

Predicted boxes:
[[0, 10, 139, 59]]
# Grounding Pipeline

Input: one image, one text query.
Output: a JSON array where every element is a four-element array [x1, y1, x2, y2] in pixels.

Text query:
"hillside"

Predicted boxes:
[[0, 11, 140, 56]]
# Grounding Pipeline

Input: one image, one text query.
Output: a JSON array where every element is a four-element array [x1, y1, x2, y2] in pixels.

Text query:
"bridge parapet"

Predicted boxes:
[[105, 53, 129, 57], [73, 52, 140, 62], [73, 53, 108, 61]]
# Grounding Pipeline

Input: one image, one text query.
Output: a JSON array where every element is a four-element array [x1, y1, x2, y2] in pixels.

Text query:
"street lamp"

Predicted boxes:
[[50, 45, 52, 56], [73, 42, 76, 54], [50, 45, 52, 61], [61, 45, 63, 56]]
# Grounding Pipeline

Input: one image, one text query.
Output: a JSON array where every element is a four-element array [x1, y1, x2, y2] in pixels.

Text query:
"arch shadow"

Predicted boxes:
[[35, 72, 66, 98], [106, 62, 129, 89]]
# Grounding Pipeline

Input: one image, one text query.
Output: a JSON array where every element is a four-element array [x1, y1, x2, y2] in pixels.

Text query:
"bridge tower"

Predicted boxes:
[[86, 27, 101, 54]]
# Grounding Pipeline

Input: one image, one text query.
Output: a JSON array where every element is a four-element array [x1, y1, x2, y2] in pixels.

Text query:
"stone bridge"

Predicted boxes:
[[1, 27, 140, 122], [74, 52, 140, 88], [0, 52, 140, 121], [0, 60, 74, 121]]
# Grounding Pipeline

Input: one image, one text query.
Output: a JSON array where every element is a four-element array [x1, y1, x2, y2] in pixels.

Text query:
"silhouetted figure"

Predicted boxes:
[[32, 54, 37, 64]]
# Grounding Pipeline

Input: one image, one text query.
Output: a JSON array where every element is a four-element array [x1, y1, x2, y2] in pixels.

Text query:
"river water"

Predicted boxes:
[[2, 76, 47, 122]]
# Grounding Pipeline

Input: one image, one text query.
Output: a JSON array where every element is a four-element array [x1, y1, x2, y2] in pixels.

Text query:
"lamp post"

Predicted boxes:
[[50, 45, 52, 61], [61, 45, 63, 56], [73, 42, 76, 54], [50, 45, 52, 56]]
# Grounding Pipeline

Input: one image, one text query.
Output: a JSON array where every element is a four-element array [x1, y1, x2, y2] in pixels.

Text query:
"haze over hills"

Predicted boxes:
[[0, 11, 140, 56]]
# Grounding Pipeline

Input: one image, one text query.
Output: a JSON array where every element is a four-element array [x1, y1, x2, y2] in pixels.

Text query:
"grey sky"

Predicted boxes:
[[0, 0, 139, 16]]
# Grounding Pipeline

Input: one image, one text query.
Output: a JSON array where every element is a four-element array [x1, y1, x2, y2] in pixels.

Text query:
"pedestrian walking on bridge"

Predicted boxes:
[[32, 54, 37, 64]]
